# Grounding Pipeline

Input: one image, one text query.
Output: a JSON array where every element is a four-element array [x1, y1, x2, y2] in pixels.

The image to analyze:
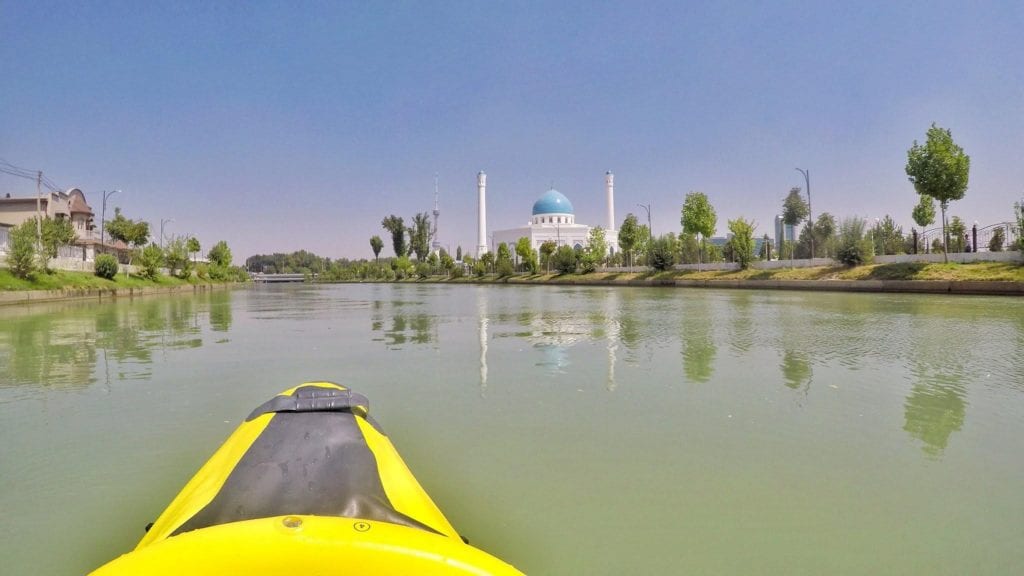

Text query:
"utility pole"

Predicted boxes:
[[101, 190, 119, 252], [160, 218, 174, 249], [36, 170, 42, 248], [795, 168, 813, 259], [637, 203, 652, 246]]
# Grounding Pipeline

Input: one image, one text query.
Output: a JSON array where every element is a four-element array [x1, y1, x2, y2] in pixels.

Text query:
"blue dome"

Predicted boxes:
[[532, 189, 574, 215]]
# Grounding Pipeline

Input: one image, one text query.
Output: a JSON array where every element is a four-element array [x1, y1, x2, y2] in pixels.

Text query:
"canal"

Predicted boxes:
[[1, 284, 1022, 574]]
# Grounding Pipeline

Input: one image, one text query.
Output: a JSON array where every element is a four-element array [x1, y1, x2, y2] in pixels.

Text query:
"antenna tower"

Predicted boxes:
[[431, 173, 441, 252]]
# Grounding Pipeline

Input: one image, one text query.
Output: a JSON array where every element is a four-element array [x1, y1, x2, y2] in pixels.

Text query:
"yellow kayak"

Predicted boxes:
[[90, 382, 524, 575]]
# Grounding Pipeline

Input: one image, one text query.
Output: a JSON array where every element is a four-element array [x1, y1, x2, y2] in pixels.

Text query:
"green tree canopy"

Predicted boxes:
[[369, 235, 384, 263], [106, 207, 150, 247], [726, 218, 757, 269], [911, 194, 937, 229], [618, 214, 641, 269], [906, 123, 970, 261], [186, 236, 201, 263], [586, 226, 607, 263], [207, 240, 233, 267], [539, 240, 557, 273], [681, 192, 717, 270], [37, 216, 76, 267], [381, 215, 407, 257], [409, 212, 432, 261]]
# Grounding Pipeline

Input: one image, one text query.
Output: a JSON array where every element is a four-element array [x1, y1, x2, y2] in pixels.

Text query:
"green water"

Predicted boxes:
[[1, 284, 1022, 575]]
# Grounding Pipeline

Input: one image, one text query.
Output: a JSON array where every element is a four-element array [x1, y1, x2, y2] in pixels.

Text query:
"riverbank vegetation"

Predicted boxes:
[[0, 267, 219, 291]]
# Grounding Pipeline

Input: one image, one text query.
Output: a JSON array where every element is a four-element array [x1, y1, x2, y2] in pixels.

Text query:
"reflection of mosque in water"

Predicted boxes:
[[0, 291, 233, 388]]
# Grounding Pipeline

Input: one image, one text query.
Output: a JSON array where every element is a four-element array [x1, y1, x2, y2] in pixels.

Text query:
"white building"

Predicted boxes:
[[480, 172, 618, 256]]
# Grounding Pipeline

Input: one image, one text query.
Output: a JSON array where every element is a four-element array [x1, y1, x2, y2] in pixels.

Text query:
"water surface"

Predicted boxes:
[[1, 284, 1022, 574]]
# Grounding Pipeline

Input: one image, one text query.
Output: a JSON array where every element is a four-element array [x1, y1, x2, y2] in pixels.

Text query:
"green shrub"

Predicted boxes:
[[451, 266, 465, 279], [988, 227, 1005, 252], [94, 253, 119, 279], [552, 245, 577, 274], [578, 252, 599, 274], [7, 221, 37, 279], [139, 244, 164, 279], [836, 218, 875, 266], [649, 235, 677, 271], [415, 262, 432, 278], [496, 259, 515, 278]]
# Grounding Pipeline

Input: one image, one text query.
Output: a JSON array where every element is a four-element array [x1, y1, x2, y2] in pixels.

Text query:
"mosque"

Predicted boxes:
[[477, 171, 618, 257]]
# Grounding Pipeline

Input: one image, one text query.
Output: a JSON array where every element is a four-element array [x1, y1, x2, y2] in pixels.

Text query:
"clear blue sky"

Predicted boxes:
[[3, 1, 1022, 260]]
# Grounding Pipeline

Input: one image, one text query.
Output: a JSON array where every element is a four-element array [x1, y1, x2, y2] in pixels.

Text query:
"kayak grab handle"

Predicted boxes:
[[246, 385, 369, 421]]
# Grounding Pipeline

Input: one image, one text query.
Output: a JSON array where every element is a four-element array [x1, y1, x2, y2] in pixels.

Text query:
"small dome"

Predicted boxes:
[[532, 189, 574, 215]]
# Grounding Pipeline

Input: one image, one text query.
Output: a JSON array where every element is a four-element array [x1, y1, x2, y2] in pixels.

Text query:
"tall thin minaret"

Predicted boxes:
[[606, 171, 615, 231], [431, 173, 441, 253], [477, 171, 488, 256]]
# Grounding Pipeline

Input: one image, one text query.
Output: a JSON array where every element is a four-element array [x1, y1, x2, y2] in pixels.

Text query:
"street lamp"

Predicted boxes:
[[100, 189, 119, 252], [160, 218, 174, 249], [795, 168, 812, 260], [637, 203, 653, 245]]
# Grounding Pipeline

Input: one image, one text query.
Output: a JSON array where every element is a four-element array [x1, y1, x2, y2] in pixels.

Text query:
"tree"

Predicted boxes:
[[797, 212, 837, 259], [781, 187, 809, 264], [552, 244, 577, 274], [208, 240, 233, 267], [871, 215, 904, 256], [480, 251, 495, 274], [1016, 201, 1024, 252], [911, 194, 936, 230], [381, 215, 407, 257], [496, 242, 512, 268], [186, 236, 201, 264], [539, 240, 557, 273], [164, 236, 192, 278], [836, 218, 874, 266], [33, 216, 76, 271], [369, 235, 384, 263], [618, 214, 641, 270], [586, 226, 607, 266], [726, 218, 756, 269], [440, 252, 455, 276], [139, 244, 164, 279], [649, 235, 676, 271], [947, 216, 967, 253], [409, 212, 432, 261], [681, 192, 717, 271], [514, 237, 533, 272], [989, 227, 1005, 252], [7, 220, 37, 279], [906, 123, 970, 262], [106, 207, 150, 269]]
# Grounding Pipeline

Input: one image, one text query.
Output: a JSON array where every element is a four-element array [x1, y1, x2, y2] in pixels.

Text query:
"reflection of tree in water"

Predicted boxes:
[[726, 292, 755, 354], [904, 375, 966, 458], [373, 311, 435, 347], [681, 302, 716, 384], [0, 312, 97, 387], [208, 291, 233, 333], [781, 350, 812, 391]]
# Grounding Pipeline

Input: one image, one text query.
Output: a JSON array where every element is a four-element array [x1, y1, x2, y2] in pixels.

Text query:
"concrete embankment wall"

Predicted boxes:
[[503, 276, 1024, 296], [0, 282, 237, 307]]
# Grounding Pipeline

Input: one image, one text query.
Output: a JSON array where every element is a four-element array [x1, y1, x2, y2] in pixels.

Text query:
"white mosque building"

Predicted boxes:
[[477, 171, 618, 256]]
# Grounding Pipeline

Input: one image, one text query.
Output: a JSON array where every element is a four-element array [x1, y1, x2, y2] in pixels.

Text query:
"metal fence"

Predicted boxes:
[[917, 221, 1019, 254]]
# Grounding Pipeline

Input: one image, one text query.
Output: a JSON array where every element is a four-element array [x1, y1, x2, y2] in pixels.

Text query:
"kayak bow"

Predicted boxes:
[[90, 382, 524, 575]]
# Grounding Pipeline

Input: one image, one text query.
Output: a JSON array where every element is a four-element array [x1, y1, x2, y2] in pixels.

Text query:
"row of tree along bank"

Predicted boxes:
[[362, 123, 1022, 276], [2, 206, 248, 284]]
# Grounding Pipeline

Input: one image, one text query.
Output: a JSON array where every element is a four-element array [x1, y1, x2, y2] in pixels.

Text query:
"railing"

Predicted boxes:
[[916, 222, 1020, 254]]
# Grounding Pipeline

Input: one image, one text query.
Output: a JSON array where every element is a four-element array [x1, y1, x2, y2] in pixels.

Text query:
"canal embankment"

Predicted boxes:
[[0, 281, 240, 306]]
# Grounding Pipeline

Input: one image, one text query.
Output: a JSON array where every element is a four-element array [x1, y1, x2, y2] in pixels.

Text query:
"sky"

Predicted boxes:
[[2, 1, 1023, 261]]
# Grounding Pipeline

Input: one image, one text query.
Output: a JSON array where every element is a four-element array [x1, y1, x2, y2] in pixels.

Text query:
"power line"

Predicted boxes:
[[0, 158, 62, 192]]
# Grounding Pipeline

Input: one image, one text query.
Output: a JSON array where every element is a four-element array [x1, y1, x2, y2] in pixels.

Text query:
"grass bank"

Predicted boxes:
[[360, 261, 1024, 295], [0, 268, 232, 292]]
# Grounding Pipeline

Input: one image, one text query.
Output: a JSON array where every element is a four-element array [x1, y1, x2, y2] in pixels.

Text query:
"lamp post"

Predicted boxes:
[[160, 218, 174, 249], [637, 203, 653, 245], [100, 190, 119, 252], [795, 168, 812, 260]]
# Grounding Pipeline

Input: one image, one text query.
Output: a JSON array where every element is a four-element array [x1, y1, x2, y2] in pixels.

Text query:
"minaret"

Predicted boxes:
[[605, 171, 615, 231], [431, 174, 441, 253], [477, 171, 488, 256]]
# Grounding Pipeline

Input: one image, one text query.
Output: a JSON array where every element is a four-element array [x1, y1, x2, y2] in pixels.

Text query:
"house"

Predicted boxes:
[[0, 188, 100, 260]]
